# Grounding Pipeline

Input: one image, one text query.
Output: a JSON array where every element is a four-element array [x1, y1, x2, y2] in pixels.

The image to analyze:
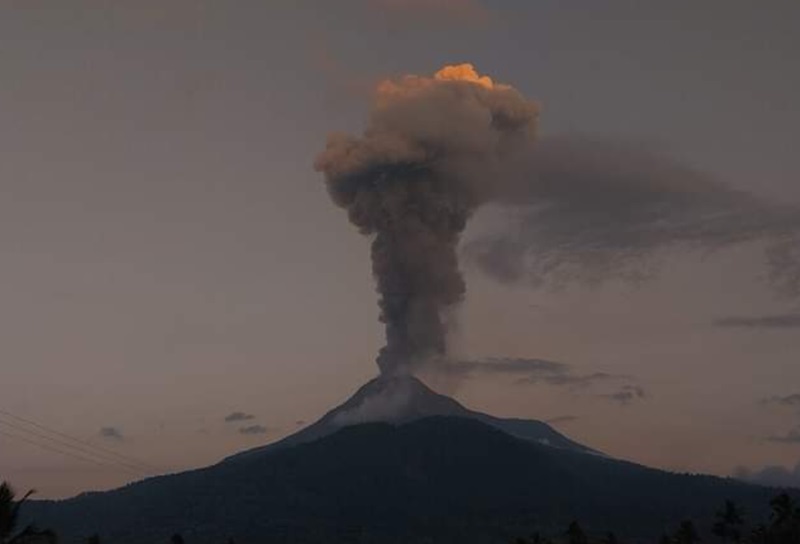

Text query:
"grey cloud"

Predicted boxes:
[[600, 385, 646, 406], [99, 427, 124, 441], [436, 357, 626, 389], [529, 371, 624, 388], [441, 357, 567, 377], [239, 425, 268, 435], [765, 428, 800, 444], [735, 462, 800, 489], [466, 135, 800, 296], [224, 411, 256, 423], [715, 314, 800, 329], [760, 394, 800, 407], [545, 415, 579, 425]]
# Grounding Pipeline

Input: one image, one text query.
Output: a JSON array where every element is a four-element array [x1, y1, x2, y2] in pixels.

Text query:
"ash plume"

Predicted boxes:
[[316, 64, 800, 376], [315, 64, 538, 375]]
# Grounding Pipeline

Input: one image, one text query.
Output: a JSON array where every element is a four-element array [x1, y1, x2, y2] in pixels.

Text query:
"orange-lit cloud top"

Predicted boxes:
[[434, 63, 497, 88], [375, 63, 514, 105], [320, 63, 538, 183]]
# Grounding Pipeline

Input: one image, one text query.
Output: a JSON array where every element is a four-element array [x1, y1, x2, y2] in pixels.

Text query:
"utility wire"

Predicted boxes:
[[0, 408, 160, 473], [0, 417, 148, 475], [0, 427, 143, 477]]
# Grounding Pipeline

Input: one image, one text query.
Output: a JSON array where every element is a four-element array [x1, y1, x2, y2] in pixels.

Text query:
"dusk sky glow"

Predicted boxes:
[[1, 1, 799, 498]]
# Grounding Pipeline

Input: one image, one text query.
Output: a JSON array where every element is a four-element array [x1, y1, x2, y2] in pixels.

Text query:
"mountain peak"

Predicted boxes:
[[328, 374, 469, 425]]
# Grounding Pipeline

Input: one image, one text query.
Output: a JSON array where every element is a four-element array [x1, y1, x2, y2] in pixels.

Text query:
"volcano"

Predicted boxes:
[[28, 378, 789, 543]]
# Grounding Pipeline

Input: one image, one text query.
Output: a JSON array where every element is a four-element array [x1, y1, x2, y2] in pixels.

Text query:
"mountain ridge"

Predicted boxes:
[[25, 376, 799, 543], [28, 415, 786, 543], [228, 374, 596, 462]]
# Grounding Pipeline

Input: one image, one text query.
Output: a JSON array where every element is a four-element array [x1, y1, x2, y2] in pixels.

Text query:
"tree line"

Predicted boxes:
[[2, 480, 799, 544], [513, 495, 800, 544]]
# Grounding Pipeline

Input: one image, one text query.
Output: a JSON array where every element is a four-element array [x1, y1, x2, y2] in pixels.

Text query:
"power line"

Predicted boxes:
[[0, 427, 142, 477], [0, 417, 148, 475], [0, 408, 160, 473]]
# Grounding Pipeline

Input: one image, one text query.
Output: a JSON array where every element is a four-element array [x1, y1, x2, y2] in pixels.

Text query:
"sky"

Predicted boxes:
[[1, 0, 799, 498]]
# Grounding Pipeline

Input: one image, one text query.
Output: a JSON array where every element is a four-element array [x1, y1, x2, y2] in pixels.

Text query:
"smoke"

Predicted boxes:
[[315, 63, 800, 376], [466, 136, 800, 293], [315, 64, 538, 375]]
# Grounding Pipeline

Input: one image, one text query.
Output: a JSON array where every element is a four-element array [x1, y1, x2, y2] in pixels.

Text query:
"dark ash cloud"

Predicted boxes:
[[600, 385, 646, 406], [735, 462, 800, 489], [99, 427, 124, 441], [545, 415, 579, 425], [760, 394, 800, 407], [715, 314, 800, 329], [765, 428, 800, 444], [315, 64, 538, 375], [224, 411, 256, 423], [239, 425, 268, 436]]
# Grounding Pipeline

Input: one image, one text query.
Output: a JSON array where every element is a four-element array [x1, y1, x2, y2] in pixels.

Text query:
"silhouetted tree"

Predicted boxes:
[[769, 493, 795, 526], [712, 500, 743, 543], [674, 520, 700, 544], [170, 534, 185, 544], [530, 532, 552, 544], [760, 492, 800, 544], [601, 531, 620, 544], [748, 523, 767, 544], [0, 482, 56, 544], [85, 535, 101, 544], [565, 521, 588, 544]]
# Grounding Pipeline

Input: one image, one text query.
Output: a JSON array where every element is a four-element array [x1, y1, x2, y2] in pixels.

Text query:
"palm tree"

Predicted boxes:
[[0, 482, 56, 544]]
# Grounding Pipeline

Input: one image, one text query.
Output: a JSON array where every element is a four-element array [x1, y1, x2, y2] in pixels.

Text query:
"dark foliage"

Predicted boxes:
[[0, 482, 56, 544]]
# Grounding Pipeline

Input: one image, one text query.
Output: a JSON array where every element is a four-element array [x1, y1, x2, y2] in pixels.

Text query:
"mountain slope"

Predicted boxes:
[[229, 374, 595, 461], [31, 416, 784, 544]]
